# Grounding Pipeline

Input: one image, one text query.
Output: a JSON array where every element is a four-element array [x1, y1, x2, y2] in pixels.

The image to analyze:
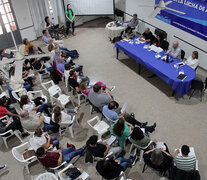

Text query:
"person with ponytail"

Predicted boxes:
[[65, 4, 76, 37]]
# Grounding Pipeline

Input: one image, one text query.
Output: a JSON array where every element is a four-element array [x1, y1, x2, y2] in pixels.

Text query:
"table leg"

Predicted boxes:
[[172, 90, 176, 97], [138, 63, 141, 75], [116, 48, 119, 59]]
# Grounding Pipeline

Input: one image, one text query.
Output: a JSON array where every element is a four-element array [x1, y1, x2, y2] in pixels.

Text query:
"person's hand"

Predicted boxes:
[[115, 160, 121, 164], [122, 110, 126, 115], [130, 124, 134, 129], [41, 61, 44, 65], [6, 120, 11, 126], [175, 149, 180, 154], [102, 142, 107, 146]]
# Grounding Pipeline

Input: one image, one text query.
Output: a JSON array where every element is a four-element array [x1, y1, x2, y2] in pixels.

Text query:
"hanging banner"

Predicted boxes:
[[155, 0, 207, 41]]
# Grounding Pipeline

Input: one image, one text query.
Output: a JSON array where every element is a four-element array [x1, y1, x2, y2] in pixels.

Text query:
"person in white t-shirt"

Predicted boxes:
[[20, 95, 52, 117], [185, 51, 199, 70], [52, 106, 78, 125], [33, 127, 59, 150]]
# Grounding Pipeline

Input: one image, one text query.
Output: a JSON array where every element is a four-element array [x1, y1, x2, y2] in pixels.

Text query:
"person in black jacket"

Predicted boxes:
[[151, 35, 169, 51], [96, 156, 136, 179]]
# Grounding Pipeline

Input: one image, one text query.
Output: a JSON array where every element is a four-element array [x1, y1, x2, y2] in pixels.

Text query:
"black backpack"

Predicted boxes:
[[65, 167, 81, 179]]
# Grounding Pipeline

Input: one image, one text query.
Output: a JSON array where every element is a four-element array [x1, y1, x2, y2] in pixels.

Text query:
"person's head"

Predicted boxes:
[[125, 27, 132, 34], [67, 4, 71, 10], [48, 44, 54, 52], [65, 63, 72, 71], [97, 157, 115, 172], [108, 101, 119, 110], [23, 38, 29, 45], [42, 30, 47, 36], [34, 128, 44, 137], [181, 145, 190, 156], [0, 49, 5, 56], [157, 35, 161, 41], [131, 127, 144, 140], [20, 110, 29, 119], [79, 81, 87, 91], [20, 95, 30, 108], [55, 49, 61, 55], [0, 96, 7, 106], [48, 39, 53, 45], [36, 147, 45, 157], [45, 16, 50, 27], [53, 106, 62, 124], [87, 135, 98, 146], [150, 149, 163, 165], [93, 84, 102, 93], [69, 70, 75, 78], [173, 41, 179, 49], [145, 28, 150, 34], [192, 51, 198, 59], [133, 13, 138, 20], [58, 56, 64, 63], [28, 46, 34, 55], [113, 117, 125, 137]]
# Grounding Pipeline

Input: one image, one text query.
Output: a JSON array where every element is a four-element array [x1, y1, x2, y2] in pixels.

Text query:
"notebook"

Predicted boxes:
[[177, 74, 187, 81], [104, 136, 116, 146]]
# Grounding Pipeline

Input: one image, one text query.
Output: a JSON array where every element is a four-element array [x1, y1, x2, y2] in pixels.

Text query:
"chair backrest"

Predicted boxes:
[[29, 137, 39, 151], [41, 80, 55, 91], [87, 116, 100, 128], [11, 88, 27, 101], [102, 111, 114, 124], [191, 80, 204, 91], [35, 172, 58, 180], [161, 40, 169, 52], [154, 28, 167, 40], [181, 49, 185, 60], [132, 140, 153, 150]]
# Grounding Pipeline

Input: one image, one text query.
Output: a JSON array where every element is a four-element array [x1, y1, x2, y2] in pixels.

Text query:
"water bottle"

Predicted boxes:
[[121, 21, 124, 27], [166, 54, 169, 63]]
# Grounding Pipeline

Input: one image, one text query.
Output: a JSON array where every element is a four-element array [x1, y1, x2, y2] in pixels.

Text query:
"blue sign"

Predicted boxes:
[[155, 0, 207, 41]]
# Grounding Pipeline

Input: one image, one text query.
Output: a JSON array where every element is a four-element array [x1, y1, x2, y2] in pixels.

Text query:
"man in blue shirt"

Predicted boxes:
[[127, 14, 139, 29]]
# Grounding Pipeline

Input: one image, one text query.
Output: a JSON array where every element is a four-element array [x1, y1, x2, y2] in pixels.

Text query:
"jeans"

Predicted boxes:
[[65, 108, 74, 119], [116, 157, 132, 171], [62, 147, 83, 163], [51, 136, 59, 149], [37, 104, 52, 117], [108, 146, 122, 158], [66, 21, 75, 35], [141, 125, 155, 133], [5, 118, 24, 133], [43, 120, 59, 132], [23, 81, 33, 91]]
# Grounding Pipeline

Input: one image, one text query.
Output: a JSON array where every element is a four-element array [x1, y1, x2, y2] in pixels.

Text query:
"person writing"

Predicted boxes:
[[139, 28, 155, 43], [122, 27, 135, 40], [65, 4, 76, 38]]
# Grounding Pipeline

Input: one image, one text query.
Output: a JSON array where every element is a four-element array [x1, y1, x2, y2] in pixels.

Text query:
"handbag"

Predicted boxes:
[[65, 167, 81, 178]]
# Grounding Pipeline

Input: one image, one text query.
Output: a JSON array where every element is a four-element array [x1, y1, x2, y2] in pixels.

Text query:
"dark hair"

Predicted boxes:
[[65, 63, 72, 70], [88, 135, 98, 145], [108, 101, 119, 110], [131, 127, 144, 140], [28, 46, 34, 55], [34, 128, 43, 137], [97, 157, 116, 172], [36, 147, 45, 157], [53, 106, 61, 124], [9, 66, 15, 77], [69, 70, 75, 77], [42, 30, 46, 35], [48, 44, 54, 52], [113, 118, 125, 137], [192, 51, 198, 59], [125, 27, 132, 34], [20, 95, 29, 108], [23, 38, 28, 45], [67, 4, 74, 16], [133, 13, 137, 17], [181, 145, 190, 156], [150, 149, 163, 165], [93, 84, 102, 93], [0, 96, 7, 106], [0, 49, 4, 55], [45, 16, 50, 27]]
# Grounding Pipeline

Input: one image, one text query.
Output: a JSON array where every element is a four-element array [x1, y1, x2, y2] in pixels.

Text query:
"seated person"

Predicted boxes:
[[36, 146, 84, 168], [86, 135, 122, 158], [166, 41, 181, 59], [42, 30, 63, 46], [79, 81, 113, 97], [9, 67, 33, 91], [88, 84, 113, 111], [0, 49, 13, 60], [0, 115, 29, 137], [33, 127, 59, 150], [45, 16, 56, 30], [139, 28, 155, 43], [96, 156, 137, 180], [23, 38, 43, 54], [111, 117, 133, 149], [0, 95, 17, 114], [122, 27, 135, 39], [185, 51, 199, 70], [174, 145, 196, 171], [126, 14, 139, 29], [103, 101, 156, 132], [68, 70, 80, 91], [56, 56, 69, 74], [144, 147, 173, 172], [151, 34, 169, 51], [20, 110, 44, 132], [129, 127, 151, 148]]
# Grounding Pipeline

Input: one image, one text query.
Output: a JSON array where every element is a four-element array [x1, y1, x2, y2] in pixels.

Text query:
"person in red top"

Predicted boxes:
[[36, 146, 84, 167]]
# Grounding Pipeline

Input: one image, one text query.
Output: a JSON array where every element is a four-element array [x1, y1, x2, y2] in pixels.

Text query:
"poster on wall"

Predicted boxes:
[[155, 0, 207, 41]]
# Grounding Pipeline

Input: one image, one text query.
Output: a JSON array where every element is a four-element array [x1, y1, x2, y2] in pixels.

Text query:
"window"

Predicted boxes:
[[0, 0, 16, 33]]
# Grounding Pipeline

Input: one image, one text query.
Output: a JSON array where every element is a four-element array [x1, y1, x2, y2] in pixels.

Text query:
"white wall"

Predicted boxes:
[[125, 0, 207, 70], [115, 0, 126, 11], [11, 0, 37, 41]]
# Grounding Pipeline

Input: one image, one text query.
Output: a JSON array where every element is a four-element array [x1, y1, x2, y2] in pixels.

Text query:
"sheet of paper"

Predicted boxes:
[[77, 171, 89, 180], [104, 136, 116, 146], [121, 103, 127, 114], [156, 142, 166, 150]]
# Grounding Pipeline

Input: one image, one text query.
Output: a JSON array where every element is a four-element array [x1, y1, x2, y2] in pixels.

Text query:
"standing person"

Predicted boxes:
[[65, 4, 75, 38]]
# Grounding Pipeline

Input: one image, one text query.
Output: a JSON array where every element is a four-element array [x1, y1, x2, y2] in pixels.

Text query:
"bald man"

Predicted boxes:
[[139, 28, 155, 43], [166, 41, 181, 59]]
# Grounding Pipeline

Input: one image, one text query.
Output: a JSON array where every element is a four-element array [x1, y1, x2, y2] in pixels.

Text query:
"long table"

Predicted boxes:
[[115, 38, 196, 98]]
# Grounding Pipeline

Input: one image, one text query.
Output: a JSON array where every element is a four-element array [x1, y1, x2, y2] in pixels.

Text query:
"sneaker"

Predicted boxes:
[[110, 86, 116, 92], [73, 107, 78, 114], [130, 113, 135, 118], [142, 122, 148, 127], [131, 155, 137, 166], [153, 123, 157, 128], [0, 165, 7, 171], [129, 155, 133, 160]]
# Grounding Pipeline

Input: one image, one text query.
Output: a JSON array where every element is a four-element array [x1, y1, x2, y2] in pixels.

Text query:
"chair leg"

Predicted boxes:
[[59, 128, 62, 136], [134, 147, 137, 156], [139, 150, 144, 162], [75, 117, 80, 126], [189, 89, 195, 99], [129, 144, 134, 155], [2, 137, 8, 149], [25, 164, 30, 174], [14, 131, 23, 143], [78, 95, 81, 107], [69, 126, 74, 138], [200, 90, 203, 102]]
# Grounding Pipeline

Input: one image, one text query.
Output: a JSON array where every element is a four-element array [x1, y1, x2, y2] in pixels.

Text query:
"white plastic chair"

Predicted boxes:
[[27, 90, 48, 104], [38, 68, 50, 83], [129, 140, 153, 162], [102, 111, 115, 125], [11, 88, 27, 102], [87, 116, 110, 140], [35, 172, 58, 180], [49, 161, 67, 172], [0, 116, 23, 148], [59, 115, 78, 138], [12, 142, 37, 174]]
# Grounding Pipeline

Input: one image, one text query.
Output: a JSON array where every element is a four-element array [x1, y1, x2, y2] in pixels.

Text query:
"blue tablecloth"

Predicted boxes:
[[115, 39, 196, 98]]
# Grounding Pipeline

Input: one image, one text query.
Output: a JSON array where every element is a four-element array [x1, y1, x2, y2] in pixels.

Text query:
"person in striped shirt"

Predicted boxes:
[[174, 145, 196, 171]]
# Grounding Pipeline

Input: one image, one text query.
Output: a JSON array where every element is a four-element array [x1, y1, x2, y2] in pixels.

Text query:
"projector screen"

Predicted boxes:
[[64, 0, 114, 15]]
